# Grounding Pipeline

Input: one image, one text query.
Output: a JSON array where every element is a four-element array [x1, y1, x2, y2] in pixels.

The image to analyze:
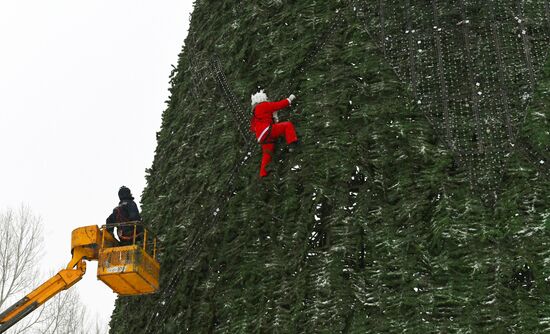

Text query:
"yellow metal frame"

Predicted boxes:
[[97, 245, 160, 295], [96, 222, 159, 295]]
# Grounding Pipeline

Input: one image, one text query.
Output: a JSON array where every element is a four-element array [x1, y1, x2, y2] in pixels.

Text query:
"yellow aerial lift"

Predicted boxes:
[[0, 222, 160, 333]]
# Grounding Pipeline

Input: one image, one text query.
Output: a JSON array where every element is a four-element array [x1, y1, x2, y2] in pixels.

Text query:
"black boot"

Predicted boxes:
[[288, 140, 301, 153]]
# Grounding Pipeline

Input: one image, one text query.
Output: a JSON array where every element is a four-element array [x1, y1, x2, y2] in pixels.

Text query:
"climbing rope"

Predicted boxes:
[[286, 11, 346, 94]]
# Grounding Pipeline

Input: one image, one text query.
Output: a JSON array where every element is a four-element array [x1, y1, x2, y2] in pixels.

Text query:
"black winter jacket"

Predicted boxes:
[[106, 200, 142, 238]]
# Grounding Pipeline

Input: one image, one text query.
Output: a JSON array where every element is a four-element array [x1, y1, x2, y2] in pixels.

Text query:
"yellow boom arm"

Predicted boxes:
[[0, 226, 101, 334], [0, 263, 86, 333]]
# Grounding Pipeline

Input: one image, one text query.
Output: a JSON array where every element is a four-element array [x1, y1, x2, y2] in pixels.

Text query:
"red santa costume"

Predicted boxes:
[[250, 90, 298, 178]]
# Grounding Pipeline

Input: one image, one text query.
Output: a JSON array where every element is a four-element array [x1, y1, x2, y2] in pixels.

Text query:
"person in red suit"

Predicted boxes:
[[250, 90, 299, 178]]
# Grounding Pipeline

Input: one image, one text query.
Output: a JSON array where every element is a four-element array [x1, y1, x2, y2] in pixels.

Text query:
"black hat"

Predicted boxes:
[[118, 186, 134, 201]]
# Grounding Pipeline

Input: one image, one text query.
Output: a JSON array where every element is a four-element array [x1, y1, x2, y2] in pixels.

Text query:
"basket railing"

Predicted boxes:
[[100, 222, 157, 260]]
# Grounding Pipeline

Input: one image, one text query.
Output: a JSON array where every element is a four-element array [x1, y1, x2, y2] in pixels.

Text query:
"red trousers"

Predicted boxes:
[[258, 121, 298, 177]]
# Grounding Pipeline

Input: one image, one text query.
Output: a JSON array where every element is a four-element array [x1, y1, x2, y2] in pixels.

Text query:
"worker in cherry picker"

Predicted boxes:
[[250, 90, 299, 178], [106, 186, 143, 245]]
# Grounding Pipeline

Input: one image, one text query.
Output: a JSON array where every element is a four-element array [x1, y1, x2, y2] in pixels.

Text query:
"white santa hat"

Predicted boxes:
[[251, 90, 268, 106]]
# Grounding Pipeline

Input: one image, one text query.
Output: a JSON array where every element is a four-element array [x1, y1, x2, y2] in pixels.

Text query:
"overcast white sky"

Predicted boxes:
[[0, 0, 194, 331]]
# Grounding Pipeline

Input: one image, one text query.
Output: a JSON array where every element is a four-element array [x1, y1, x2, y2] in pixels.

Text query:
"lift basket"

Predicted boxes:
[[97, 243, 159, 295]]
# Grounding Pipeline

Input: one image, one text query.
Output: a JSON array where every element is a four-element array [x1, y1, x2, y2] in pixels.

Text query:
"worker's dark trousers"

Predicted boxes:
[[259, 121, 298, 178]]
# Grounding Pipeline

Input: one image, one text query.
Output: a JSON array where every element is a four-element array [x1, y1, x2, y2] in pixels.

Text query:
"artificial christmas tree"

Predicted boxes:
[[110, 1, 549, 333]]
